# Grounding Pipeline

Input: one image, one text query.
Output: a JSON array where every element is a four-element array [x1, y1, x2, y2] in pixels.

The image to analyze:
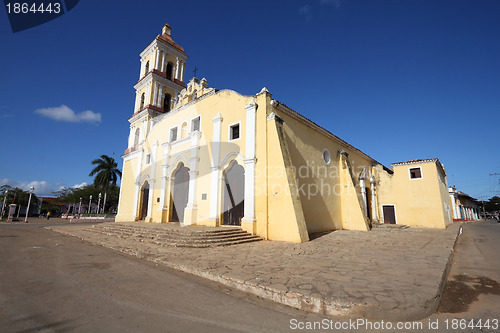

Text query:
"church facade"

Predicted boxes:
[[116, 24, 452, 242]]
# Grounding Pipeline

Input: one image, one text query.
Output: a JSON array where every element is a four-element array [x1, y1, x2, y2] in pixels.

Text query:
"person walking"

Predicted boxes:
[[46, 211, 51, 220]]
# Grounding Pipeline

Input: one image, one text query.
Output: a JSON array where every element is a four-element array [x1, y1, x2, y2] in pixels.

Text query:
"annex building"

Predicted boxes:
[[116, 23, 453, 243]]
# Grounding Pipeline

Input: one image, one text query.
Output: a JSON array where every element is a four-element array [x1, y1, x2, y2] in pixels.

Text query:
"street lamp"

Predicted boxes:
[[24, 186, 34, 223], [1, 190, 8, 220], [97, 192, 102, 214], [89, 195, 92, 214], [78, 197, 82, 216], [102, 192, 107, 215]]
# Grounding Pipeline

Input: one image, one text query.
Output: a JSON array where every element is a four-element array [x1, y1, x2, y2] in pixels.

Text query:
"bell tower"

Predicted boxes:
[[125, 23, 188, 154], [134, 23, 188, 115]]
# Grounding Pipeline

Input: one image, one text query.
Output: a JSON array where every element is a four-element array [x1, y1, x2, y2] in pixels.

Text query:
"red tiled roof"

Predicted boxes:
[[40, 197, 63, 205], [156, 33, 185, 54], [391, 158, 439, 166]]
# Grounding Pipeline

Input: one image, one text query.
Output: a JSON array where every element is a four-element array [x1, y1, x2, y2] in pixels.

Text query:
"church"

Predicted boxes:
[[116, 23, 453, 243]]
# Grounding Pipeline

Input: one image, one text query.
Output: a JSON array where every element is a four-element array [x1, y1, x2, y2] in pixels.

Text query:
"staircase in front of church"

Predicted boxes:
[[84, 223, 262, 248]]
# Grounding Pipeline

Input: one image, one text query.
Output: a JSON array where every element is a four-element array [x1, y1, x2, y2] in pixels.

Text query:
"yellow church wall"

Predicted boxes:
[[132, 89, 257, 227], [118, 23, 455, 242], [185, 90, 251, 226], [374, 164, 395, 223], [392, 163, 450, 228], [270, 107, 373, 234], [264, 113, 309, 242], [436, 165, 453, 227], [115, 158, 139, 221], [338, 154, 370, 231], [254, 93, 271, 239]]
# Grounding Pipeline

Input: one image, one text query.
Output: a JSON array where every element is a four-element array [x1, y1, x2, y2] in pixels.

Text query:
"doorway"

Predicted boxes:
[[171, 163, 190, 223], [139, 182, 149, 220], [382, 205, 396, 224], [223, 162, 245, 226]]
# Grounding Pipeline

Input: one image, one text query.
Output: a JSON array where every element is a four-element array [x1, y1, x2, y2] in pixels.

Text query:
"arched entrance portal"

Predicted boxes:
[[171, 163, 190, 223], [223, 162, 245, 226], [139, 181, 149, 220]]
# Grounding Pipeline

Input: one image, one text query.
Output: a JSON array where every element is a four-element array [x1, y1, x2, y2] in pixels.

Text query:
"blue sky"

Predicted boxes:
[[1, 0, 499, 199]]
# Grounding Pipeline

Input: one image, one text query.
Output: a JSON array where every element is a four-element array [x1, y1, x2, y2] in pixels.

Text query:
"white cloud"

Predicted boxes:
[[34, 105, 101, 123], [0, 178, 66, 197], [72, 182, 87, 189]]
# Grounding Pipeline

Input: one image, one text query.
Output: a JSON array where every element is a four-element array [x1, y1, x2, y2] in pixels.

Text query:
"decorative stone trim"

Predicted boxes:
[[391, 158, 439, 167]]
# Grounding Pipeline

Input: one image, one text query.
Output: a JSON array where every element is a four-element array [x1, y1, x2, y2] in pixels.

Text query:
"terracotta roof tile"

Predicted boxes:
[[156, 33, 185, 54], [391, 158, 439, 166]]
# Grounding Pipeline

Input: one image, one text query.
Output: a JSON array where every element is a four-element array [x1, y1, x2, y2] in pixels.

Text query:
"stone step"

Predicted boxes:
[[372, 223, 410, 229], [95, 225, 243, 237], [84, 223, 262, 248], [93, 226, 248, 241]]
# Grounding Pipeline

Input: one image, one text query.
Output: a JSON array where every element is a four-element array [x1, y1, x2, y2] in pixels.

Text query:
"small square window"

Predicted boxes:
[[145, 154, 151, 164], [170, 127, 178, 142], [409, 167, 422, 179], [230, 124, 240, 140], [191, 116, 200, 132]]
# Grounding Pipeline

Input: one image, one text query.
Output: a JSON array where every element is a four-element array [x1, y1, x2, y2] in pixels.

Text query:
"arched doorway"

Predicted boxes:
[[223, 162, 245, 226], [139, 181, 149, 220], [171, 163, 190, 223]]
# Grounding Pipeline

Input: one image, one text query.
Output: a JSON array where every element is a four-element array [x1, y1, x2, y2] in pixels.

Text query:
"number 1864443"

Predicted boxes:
[[5, 2, 61, 14]]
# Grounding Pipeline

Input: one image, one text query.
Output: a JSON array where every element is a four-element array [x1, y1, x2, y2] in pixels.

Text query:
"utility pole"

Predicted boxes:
[[490, 172, 500, 195], [481, 196, 487, 220]]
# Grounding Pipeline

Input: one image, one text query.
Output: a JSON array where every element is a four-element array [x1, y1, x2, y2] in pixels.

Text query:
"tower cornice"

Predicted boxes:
[[139, 37, 188, 61], [134, 71, 186, 92]]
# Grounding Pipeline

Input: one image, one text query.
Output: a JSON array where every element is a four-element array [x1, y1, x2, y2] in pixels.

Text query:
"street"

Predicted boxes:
[[0, 220, 321, 332], [429, 219, 500, 332], [0, 219, 499, 332]]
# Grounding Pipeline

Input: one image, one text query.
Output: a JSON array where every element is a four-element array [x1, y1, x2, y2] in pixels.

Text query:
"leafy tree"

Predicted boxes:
[[0, 185, 39, 218], [89, 155, 122, 191], [54, 184, 120, 214], [485, 196, 500, 212]]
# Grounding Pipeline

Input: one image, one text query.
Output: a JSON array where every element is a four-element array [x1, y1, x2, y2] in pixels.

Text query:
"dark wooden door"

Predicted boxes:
[[140, 186, 149, 220], [223, 163, 245, 226], [383, 205, 396, 224], [171, 164, 190, 223]]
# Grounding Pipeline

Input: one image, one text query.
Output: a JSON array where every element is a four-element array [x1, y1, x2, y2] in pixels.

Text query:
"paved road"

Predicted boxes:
[[49, 219, 461, 321], [429, 219, 500, 332], [1, 219, 499, 333], [0, 221, 322, 333]]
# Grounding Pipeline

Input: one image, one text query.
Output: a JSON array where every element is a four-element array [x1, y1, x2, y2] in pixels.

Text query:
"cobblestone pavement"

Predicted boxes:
[[48, 221, 460, 321]]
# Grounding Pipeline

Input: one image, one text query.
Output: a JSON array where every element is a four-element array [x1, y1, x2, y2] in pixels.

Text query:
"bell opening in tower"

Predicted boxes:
[[163, 94, 172, 112]]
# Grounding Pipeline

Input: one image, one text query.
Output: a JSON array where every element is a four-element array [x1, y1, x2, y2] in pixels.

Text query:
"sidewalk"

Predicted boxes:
[[47, 222, 461, 321]]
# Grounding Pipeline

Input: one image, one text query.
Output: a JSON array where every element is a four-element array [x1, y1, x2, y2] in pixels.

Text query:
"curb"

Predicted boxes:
[[46, 224, 463, 321], [421, 223, 462, 316]]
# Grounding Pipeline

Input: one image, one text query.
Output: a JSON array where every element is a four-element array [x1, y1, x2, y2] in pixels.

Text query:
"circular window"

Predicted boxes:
[[322, 149, 331, 165]]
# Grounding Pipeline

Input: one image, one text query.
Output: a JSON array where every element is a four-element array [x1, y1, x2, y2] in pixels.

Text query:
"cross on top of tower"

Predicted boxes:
[[193, 66, 199, 78]]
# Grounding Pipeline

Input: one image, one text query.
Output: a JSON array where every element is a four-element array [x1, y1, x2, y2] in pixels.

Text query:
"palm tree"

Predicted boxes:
[[89, 154, 122, 190], [89, 155, 122, 214]]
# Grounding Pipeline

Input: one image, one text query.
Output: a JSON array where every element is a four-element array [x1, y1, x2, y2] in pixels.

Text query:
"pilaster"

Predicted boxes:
[[242, 100, 257, 226], [209, 113, 223, 222], [370, 176, 378, 222]]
